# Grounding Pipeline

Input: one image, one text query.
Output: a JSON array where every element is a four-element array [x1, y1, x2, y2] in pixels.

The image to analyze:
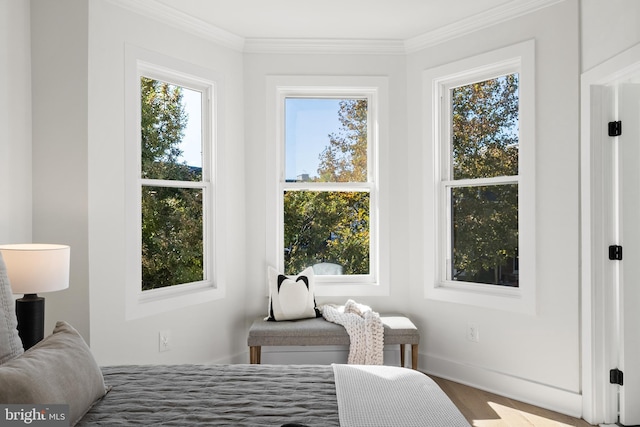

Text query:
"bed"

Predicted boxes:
[[0, 320, 471, 426], [78, 363, 471, 426]]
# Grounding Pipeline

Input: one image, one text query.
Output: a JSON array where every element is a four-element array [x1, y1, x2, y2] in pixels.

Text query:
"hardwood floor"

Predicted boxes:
[[431, 376, 596, 427]]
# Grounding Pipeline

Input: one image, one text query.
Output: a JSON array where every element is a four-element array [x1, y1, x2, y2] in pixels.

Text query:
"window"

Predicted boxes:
[[445, 74, 520, 287], [139, 76, 208, 291], [424, 41, 536, 313], [283, 97, 373, 278], [266, 76, 389, 296], [125, 47, 224, 319]]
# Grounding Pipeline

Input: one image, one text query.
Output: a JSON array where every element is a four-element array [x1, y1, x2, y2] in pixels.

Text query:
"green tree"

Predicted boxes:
[[140, 77, 203, 290], [284, 190, 369, 275], [318, 100, 368, 182], [451, 74, 519, 285], [283, 99, 370, 275]]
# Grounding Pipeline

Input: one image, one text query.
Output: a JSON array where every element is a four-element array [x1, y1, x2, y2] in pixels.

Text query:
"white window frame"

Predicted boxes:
[[266, 76, 389, 296], [423, 40, 536, 314], [124, 46, 225, 320]]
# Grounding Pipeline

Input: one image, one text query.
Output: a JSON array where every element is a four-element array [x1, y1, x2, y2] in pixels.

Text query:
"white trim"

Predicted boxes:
[[105, 0, 561, 55], [405, 0, 562, 53], [278, 89, 377, 285], [423, 353, 583, 419], [124, 45, 226, 320], [278, 89, 378, 286], [423, 40, 536, 315], [104, 0, 245, 52], [265, 75, 389, 297], [243, 38, 406, 55], [580, 42, 640, 426], [442, 176, 519, 188]]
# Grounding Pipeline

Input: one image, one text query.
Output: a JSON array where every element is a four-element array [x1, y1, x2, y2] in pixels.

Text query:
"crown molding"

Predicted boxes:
[[243, 38, 406, 55], [404, 0, 565, 53], [103, 0, 245, 52], [104, 0, 564, 55]]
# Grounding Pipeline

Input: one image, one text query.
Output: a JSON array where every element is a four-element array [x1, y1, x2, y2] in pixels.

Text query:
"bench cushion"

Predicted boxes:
[[248, 315, 419, 347]]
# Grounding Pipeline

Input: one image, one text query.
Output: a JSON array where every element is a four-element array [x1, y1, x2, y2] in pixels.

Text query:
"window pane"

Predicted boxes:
[[451, 74, 519, 180], [141, 77, 202, 182], [451, 184, 518, 286], [285, 98, 367, 183], [141, 186, 204, 290], [283, 190, 369, 276]]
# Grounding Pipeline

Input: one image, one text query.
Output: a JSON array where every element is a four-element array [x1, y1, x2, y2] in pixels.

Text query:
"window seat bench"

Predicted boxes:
[[247, 315, 420, 369]]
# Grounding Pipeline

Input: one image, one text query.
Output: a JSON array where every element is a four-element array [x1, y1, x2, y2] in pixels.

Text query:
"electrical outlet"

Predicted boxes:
[[467, 323, 480, 343], [159, 330, 171, 352]]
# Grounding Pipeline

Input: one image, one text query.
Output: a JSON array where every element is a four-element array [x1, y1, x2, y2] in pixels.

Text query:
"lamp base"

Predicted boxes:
[[15, 294, 45, 350]]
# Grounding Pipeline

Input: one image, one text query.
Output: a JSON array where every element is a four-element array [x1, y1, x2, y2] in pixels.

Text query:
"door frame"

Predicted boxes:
[[581, 42, 640, 425]]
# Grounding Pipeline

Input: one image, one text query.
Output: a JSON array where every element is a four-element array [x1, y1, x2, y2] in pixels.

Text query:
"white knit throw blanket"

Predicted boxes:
[[320, 300, 384, 365]]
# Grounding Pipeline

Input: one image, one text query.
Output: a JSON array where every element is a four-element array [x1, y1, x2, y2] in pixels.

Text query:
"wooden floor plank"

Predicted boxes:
[[430, 376, 595, 427]]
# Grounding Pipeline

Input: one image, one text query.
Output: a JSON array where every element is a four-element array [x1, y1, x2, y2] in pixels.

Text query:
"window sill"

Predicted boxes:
[[425, 280, 535, 315], [126, 281, 225, 320], [315, 281, 389, 297]]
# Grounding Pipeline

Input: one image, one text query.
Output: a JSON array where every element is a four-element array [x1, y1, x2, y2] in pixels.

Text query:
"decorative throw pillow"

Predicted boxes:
[[0, 253, 23, 365], [0, 321, 107, 426], [267, 267, 320, 321]]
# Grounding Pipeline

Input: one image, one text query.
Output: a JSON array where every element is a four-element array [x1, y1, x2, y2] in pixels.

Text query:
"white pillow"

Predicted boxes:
[[267, 267, 319, 321]]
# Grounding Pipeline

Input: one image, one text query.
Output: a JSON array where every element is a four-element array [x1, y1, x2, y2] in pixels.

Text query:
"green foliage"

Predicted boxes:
[[452, 74, 519, 179], [283, 99, 370, 275], [318, 100, 368, 182], [452, 185, 518, 285], [141, 187, 203, 290], [140, 77, 203, 291], [451, 75, 519, 286], [140, 77, 200, 182], [284, 191, 369, 275]]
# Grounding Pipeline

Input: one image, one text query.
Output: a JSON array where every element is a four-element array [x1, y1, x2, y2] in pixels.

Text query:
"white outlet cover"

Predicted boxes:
[[159, 330, 171, 352], [467, 323, 479, 342]]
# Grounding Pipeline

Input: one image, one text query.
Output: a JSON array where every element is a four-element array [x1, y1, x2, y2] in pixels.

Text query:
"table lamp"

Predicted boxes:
[[0, 244, 70, 350]]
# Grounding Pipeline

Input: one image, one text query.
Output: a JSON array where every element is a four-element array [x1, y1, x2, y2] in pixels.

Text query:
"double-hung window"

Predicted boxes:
[[138, 70, 211, 293], [125, 47, 224, 319], [267, 76, 389, 296], [444, 73, 519, 287], [424, 41, 536, 313]]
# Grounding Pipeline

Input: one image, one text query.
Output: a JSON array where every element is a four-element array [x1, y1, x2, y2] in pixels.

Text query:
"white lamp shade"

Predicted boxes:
[[0, 244, 70, 294]]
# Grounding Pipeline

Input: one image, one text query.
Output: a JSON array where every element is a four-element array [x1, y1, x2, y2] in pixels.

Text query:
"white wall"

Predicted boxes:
[[580, 0, 640, 72], [13, 0, 639, 417], [30, 0, 90, 342], [243, 53, 410, 325], [407, 0, 582, 416], [0, 0, 32, 244], [242, 53, 413, 366], [86, 0, 246, 365]]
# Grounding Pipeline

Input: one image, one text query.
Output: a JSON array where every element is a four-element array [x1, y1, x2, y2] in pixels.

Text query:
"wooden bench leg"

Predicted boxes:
[[250, 346, 261, 364], [399, 344, 405, 368], [411, 344, 418, 370]]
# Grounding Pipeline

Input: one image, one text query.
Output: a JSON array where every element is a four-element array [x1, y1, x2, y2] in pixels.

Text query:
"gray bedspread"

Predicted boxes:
[[77, 364, 340, 426]]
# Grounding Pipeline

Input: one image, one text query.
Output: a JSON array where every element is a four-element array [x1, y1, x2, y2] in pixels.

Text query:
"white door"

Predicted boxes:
[[618, 82, 640, 426]]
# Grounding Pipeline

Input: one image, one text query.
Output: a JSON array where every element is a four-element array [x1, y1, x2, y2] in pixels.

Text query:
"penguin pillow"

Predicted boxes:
[[267, 267, 320, 321]]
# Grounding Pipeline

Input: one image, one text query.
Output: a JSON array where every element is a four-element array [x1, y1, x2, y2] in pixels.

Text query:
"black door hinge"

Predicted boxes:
[[609, 245, 623, 260], [608, 121, 622, 137], [610, 368, 624, 386]]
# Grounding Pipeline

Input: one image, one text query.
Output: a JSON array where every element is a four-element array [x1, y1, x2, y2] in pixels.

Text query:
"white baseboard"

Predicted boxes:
[[422, 353, 583, 418], [246, 345, 405, 367], [206, 351, 249, 365]]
